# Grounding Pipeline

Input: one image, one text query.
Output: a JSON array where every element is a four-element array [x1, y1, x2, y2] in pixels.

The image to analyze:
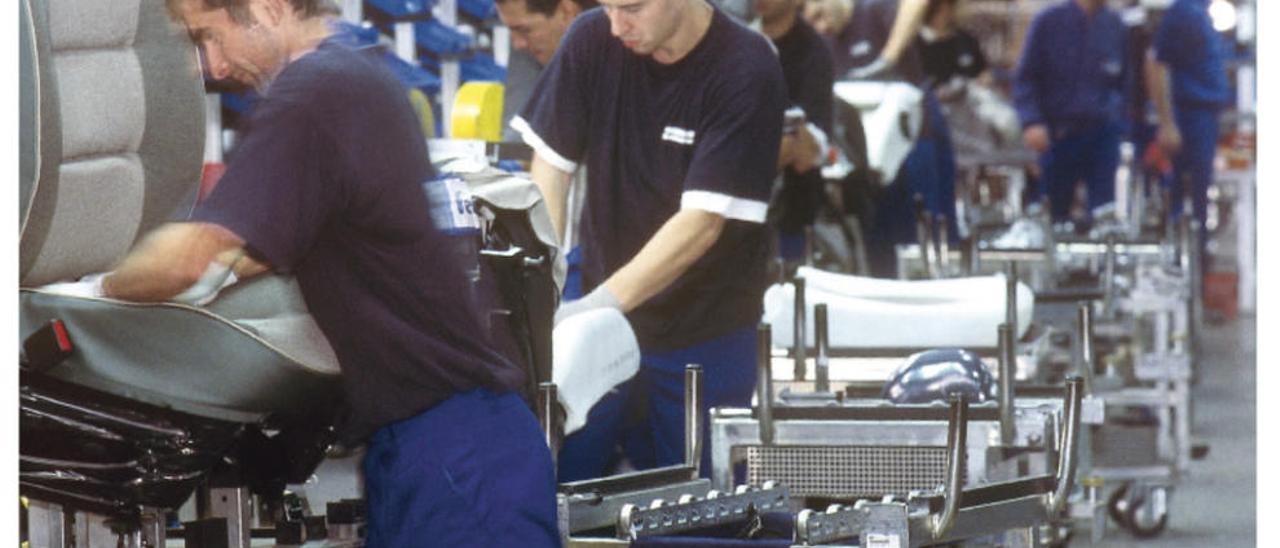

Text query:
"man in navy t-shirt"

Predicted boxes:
[[1014, 0, 1130, 224], [1149, 0, 1230, 273], [104, 0, 559, 545], [512, 0, 786, 479]]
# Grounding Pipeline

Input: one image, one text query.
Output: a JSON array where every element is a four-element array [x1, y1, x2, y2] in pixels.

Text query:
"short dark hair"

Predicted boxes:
[[167, 0, 339, 23], [494, 0, 597, 18]]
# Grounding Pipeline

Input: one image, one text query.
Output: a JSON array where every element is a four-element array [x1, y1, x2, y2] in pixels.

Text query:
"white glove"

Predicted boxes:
[[39, 273, 108, 299], [554, 284, 622, 325], [172, 262, 240, 306]]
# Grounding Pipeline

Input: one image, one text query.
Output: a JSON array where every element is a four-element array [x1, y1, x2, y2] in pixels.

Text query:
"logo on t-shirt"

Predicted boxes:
[[850, 41, 872, 57], [662, 126, 696, 146]]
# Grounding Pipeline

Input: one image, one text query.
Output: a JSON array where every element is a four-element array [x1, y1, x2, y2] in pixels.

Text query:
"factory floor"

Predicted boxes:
[[1089, 314, 1257, 547]]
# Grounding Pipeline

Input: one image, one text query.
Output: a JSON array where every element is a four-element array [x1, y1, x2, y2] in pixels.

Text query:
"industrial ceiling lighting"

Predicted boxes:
[[1209, 0, 1238, 32]]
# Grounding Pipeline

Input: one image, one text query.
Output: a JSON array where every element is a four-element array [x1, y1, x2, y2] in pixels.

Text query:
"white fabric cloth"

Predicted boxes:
[[552, 307, 640, 435], [764, 267, 1035, 349]]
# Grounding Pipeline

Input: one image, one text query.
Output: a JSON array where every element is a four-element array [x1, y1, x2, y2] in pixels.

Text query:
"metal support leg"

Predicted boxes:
[[684, 365, 704, 476], [26, 500, 69, 548], [539, 382, 561, 468], [203, 487, 252, 548], [756, 324, 775, 446], [792, 277, 807, 381]]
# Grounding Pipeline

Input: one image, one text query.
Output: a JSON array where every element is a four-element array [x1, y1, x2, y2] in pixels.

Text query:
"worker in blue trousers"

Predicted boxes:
[[514, 0, 786, 481], [1014, 0, 1131, 226], [1149, 0, 1231, 272], [107, 0, 560, 544]]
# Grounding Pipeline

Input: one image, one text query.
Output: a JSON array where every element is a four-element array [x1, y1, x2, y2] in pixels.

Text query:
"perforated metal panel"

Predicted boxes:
[[745, 445, 949, 498]]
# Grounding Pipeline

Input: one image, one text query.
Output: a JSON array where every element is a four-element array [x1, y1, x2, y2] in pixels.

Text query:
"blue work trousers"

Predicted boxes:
[[557, 326, 760, 482], [1037, 122, 1121, 222], [1166, 106, 1220, 231], [363, 389, 560, 547]]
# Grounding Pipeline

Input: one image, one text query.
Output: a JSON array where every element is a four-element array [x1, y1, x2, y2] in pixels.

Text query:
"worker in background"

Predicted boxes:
[[830, 0, 958, 278], [1014, 0, 1130, 227], [109, 0, 559, 544], [917, 0, 987, 93], [497, 0, 599, 297], [513, 0, 786, 480], [803, 0, 853, 36], [758, 0, 836, 268], [1148, 0, 1230, 270], [497, 0, 598, 141]]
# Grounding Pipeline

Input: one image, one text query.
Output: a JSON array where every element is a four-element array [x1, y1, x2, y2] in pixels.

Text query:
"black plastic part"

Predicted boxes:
[[275, 520, 305, 545], [326, 499, 366, 525], [477, 204, 558, 410], [182, 518, 230, 548], [21, 319, 73, 372]]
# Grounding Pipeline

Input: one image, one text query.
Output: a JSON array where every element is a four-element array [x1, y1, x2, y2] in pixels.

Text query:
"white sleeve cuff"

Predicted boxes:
[[681, 190, 769, 223], [510, 116, 579, 173]]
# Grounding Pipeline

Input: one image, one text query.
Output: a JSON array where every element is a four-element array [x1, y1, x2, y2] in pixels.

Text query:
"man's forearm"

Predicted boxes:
[[603, 208, 726, 312], [881, 0, 928, 65], [103, 223, 245, 302], [1146, 52, 1176, 127], [530, 153, 573, 242]]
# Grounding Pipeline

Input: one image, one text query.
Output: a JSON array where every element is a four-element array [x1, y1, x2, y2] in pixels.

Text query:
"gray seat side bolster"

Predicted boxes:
[[134, 3, 204, 228], [19, 0, 63, 282]]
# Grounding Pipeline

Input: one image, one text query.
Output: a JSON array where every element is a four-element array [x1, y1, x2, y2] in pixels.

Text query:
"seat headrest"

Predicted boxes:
[[20, 0, 206, 287]]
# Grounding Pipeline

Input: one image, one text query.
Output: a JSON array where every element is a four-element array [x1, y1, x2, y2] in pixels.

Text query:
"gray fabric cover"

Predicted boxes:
[[21, 288, 339, 423]]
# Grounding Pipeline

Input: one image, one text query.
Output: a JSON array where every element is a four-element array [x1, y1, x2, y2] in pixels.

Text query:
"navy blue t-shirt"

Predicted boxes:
[[1154, 0, 1230, 110], [829, 0, 925, 84], [513, 8, 787, 351], [773, 18, 834, 232], [1013, 1, 1129, 133], [193, 36, 524, 444]]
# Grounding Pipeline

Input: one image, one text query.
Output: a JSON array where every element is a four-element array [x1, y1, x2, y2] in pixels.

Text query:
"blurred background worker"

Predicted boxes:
[[1148, 0, 1231, 273], [497, 0, 599, 142], [497, 0, 599, 297], [757, 0, 836, 269], [1014, 0, 1130, 228], [917, 0, 986, 91], [829, 0, 959, 278]]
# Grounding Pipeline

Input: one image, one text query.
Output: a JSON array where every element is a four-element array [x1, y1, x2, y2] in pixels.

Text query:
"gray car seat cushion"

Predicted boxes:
[[20, 0, 203, 287]]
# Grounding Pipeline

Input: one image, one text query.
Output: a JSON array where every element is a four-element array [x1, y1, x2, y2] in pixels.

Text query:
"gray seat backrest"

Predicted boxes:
[[20, 0, 206, 287]]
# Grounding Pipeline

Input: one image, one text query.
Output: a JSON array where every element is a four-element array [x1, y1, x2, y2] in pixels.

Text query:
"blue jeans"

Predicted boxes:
[[557, 326, 760, 482], [363, 389, 560, 547]]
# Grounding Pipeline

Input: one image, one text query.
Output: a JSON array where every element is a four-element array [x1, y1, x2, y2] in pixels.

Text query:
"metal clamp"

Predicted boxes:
[[931, 395, 969, 538], [1047, 376, 1084, 515], [616, 482, 790, 540]]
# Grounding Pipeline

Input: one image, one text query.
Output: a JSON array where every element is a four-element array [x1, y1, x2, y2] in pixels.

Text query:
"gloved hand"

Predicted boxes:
[[172, 261, 240, 306], [554, 284, 622, 325], [846, 57, 891, 80]]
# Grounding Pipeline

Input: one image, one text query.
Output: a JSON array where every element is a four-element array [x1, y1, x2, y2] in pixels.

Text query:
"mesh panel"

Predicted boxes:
[[745, 445, 949, 498]]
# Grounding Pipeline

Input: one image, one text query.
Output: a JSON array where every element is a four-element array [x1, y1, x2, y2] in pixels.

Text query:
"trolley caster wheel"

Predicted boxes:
[[1106, 484, 1132, 530], [1125, 489, 1170, 539]]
